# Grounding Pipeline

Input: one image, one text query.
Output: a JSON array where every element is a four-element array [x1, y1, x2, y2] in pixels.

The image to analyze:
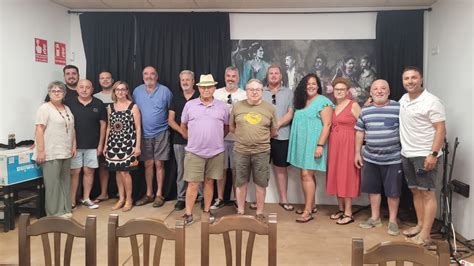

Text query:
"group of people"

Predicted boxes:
[[33, 62, 445, 246]]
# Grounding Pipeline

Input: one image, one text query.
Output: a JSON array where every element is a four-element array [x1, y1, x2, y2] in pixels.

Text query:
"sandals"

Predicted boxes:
[[122, 201, 133, 212], [296, 210, 314, 223], [406, 234, 432, 246], [249, 202, 258, 210], [111, 200, 125, 211], [330, 210, 344, 220], [336, 214, 354, 225], [402, 225, 422, 237], [279, 203, 294, 211], [93, 196, 109, 204], [296, 206, 318, 215]]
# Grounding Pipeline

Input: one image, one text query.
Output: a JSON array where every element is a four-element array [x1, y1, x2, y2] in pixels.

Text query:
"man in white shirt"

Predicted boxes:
[[398, 66, 446, 245], [211, 66, 247, 210]]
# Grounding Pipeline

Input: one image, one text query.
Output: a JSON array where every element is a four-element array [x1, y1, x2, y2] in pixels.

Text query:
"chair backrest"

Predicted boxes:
[[107, 214, 185, 266], [201, 213, 277, 266], [351, 237, 450, 266], [18, 213, 97, 266]]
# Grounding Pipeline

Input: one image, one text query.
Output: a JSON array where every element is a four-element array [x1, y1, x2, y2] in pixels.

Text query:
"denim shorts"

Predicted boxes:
[[71, 149, 99, 169], [402, 156, 439, 191]]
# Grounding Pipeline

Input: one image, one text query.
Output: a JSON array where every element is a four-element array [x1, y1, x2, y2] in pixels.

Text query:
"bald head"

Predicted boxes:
[[370, 79, 390, 105]]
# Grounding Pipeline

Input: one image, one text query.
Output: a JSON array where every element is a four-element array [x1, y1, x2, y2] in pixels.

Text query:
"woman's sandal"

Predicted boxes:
[[111, 200, 125, 211], [330, 210, 344, 220], [249, 202, 258, 210], [122, 201, 133, 212], [336, 214, 354, 225], [296, 206, 318, 215], [296, 210, 314, 223], [279, 203, 294, 211]]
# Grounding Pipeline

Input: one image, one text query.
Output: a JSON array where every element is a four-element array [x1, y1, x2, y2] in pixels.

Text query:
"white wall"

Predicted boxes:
[[425, 0, 474, 239], [0, 0, 71, 143]]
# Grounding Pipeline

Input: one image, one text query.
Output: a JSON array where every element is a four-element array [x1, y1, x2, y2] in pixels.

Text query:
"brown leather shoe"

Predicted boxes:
[[135, 195, 154, 206], [152, 195, 165, 208]]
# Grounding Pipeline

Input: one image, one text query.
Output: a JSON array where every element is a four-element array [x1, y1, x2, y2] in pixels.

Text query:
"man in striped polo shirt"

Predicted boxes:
[[354, 79, 402, 236]]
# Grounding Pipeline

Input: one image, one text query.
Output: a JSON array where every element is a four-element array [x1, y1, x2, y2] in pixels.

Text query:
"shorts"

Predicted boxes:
[[71, 149, 99, 169], [233, 150, 271, 188], [183, 152, 224, 182], [140, 131, 170, 161], [224, 140, 235, 169], [361, 161, 403, 197], [270, 139, 290, 167], [402, 156, 439, 191]]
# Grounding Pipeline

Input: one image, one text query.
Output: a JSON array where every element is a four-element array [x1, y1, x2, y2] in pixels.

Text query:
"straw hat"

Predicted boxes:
[[196, 74, 218, 87]]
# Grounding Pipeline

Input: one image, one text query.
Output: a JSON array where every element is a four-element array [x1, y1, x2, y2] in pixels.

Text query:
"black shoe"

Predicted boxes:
[[181, 213, 194, 226], [174, 200, 185, 211], [210, 198, 225, 210]]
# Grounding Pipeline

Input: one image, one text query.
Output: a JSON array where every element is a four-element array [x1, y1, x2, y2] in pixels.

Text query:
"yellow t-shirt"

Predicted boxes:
[[230, 100, 277, 154]]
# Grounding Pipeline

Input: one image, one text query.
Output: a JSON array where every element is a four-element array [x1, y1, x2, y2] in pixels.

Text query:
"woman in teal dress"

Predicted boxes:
[[288, 73, 334, 223]]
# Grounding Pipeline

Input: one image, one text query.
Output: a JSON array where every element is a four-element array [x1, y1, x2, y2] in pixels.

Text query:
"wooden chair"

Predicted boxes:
[[18, 213, 97, 266], [107, 214, 185, 266], [201, 213, 277, 266], [351, 237, 450, 266]]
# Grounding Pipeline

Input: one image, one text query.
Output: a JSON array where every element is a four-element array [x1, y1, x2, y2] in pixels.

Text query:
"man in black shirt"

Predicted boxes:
[[168, 70, 202, 210], [45, 65, 80, 105], [68, 79, 107, 209]]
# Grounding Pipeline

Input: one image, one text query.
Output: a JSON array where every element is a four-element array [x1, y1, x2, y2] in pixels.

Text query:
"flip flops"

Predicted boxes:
[[279, 203, 294, 211], [330, 210, 344, 220], [296, 206, 318, 215], [296, 210, 314, 223], [93, 196, 109, 204], [336, 214, 354, 225]]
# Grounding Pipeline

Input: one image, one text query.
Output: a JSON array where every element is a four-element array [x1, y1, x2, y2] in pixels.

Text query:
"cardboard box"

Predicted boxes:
[[0, 147, 42, 186]]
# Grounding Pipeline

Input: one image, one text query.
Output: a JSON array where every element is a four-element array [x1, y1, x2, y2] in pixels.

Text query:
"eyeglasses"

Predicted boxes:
[[116, 88, 128, 92], [49, 90, 64, 94], [247, 88, 262, 93], [227, 94, 232, 104], [272, 94, 276, 105]]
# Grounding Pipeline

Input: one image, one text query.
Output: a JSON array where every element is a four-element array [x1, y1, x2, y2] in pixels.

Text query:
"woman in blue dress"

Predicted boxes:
[[287, 73, 334, 222]]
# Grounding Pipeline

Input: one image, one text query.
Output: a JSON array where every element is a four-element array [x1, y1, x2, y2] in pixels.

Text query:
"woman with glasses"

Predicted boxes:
[[103, 81, 141, 212], [287, 74, 333, 223], [326, 78, 361, 225], [33, 81, 76, 217]]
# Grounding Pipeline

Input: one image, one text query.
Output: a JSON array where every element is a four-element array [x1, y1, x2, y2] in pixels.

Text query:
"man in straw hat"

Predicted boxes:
[[180, 74, 229, 225]]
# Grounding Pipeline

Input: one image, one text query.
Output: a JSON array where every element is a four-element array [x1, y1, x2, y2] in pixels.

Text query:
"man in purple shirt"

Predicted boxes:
[[180, 74, 229, 225]]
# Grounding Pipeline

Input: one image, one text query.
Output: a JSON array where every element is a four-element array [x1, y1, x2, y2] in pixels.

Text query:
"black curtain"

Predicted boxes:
[[79, 12, 231, 202], [135, 12, 231, 94], [375, 10, 424, 222], [79, 13, 136, 92], [375, 10, 424, 101]]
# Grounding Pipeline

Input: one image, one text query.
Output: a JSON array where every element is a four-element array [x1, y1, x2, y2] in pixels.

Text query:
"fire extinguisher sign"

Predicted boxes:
[[54, 42, 67, 65], [34, 38, 48, 63]]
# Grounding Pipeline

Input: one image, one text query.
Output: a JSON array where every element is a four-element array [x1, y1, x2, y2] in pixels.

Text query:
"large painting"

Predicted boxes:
[[231, 40, 376, 105]]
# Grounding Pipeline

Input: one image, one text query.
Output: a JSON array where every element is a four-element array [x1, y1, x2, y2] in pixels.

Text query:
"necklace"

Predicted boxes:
[[51, 103, 71, 133]]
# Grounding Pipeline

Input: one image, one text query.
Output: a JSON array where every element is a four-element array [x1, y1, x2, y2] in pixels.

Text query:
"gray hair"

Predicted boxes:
[[225, 66, 239, 74], [47, 81, 67, 94], [246, 79, 263, 89], [179, 70, 195, 79]]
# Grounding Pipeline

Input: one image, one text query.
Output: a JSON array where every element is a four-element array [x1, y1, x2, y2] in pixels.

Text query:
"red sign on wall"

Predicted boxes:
[[34, 38, 48, 63], [54, 42, 67, 65]]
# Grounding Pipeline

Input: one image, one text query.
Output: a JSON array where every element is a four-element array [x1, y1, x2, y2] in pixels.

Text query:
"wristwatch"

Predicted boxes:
[[431, 151, 439, 157]]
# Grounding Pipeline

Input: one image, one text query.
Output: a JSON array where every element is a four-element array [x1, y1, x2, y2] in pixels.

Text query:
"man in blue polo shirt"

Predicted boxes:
[[133, 66, 173, 207], [354, 79, 402, 236]]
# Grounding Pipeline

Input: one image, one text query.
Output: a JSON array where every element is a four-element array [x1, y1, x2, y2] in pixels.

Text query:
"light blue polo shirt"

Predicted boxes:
[[133, 83, 172, 138]]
